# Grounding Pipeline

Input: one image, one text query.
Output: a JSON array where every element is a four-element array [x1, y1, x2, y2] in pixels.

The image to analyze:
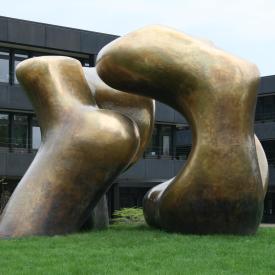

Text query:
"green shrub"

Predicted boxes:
[[112, 207, 145, 225]]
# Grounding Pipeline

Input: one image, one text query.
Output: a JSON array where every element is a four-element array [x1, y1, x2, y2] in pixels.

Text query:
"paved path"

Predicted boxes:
[[260, 223, 275, 227]]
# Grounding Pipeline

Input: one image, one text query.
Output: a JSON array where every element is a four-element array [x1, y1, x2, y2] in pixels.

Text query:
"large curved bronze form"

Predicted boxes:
[[0, 56, 154, 238], [96, 25, 269, 234], [82, 68, 155, 230]]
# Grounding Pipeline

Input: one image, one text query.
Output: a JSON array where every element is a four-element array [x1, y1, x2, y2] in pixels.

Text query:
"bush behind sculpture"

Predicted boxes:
[[112, 207, 145, 225]]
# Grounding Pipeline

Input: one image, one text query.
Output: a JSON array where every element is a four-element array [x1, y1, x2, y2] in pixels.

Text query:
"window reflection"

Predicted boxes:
[[145, 125, 174, 158], [32, 117, 41, 149], [13, 115, 28, 149], [0, 48, 93, 84], [14, 53, 28, 84], [0, 51, 9, 83], [159, 125, 172, 157], [0, 113, 43, 150], [0, 114, 9, 148]]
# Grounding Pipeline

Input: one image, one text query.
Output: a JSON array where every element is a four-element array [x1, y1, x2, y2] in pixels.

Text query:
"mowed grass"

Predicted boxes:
[[0, 224, 275, 275]]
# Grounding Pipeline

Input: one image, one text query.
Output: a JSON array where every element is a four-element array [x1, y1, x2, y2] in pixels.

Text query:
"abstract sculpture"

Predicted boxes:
[[84, 67, 155, 167], [0, 25, 269, 237], [82, 67, 155, 229], [96, 26, 269, 234], [0, 57, 154, 238]]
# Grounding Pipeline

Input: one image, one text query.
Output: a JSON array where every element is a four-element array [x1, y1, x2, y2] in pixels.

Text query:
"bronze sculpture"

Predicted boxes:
[[84, 67, 155, 167], [96, 25, 268, 234], [82, 67, 155, 230], [0, 57, 154, 238]]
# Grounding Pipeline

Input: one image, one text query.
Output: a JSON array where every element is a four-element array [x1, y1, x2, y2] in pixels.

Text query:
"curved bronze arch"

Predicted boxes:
[[96, 25, 268, 234]]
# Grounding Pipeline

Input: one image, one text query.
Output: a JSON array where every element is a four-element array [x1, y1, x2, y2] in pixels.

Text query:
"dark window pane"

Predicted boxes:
[[32, 116, 41, 149], [12, 115, 28, 148], [145, 126, 159, 158], [175, 125, 192, 159], [14, 53, 28, 84], [0, 114, 9, 147], [120, 187, 150, 208], [255, 95, 275, 121], [261, 140, 275, 165], [0, 51, 9, 83]]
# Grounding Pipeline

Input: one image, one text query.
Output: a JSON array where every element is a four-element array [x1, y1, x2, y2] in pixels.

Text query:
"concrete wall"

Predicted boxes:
[[0, 151, 35, 177], [0, 84, 32, 110], [0, 150, 185, 186], [255, 121, 275, 140], [119, 158, 185, 183], [155, 101, 187, 124], [2, 148, 273, 188]]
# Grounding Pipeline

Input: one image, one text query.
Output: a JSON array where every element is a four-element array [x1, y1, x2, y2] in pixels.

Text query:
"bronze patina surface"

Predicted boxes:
[[0, 56, 154, 238], [82, 68, 155, 230], [96, 25, 268, 234], [84, 67, 155, 167]]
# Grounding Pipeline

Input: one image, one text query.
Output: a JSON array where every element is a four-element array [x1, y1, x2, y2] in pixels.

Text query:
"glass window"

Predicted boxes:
[[0, 51, 10, 83], [255, 95, 275, 121], [261, 140, 275, 165], [145, 126, 159, 158], [162, 135, 170, 156], [0, 114, 9, 147], [32, 117, 41, 149], [159, 125, 172, 156], [14, 53, 28, 84], [12, 115, 28, 148], [175, 125, 192, 159]]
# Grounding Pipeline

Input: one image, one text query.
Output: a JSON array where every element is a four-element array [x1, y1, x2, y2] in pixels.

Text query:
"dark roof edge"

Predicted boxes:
[[0, 15, 119, 38], [261, 75, 275, 79]]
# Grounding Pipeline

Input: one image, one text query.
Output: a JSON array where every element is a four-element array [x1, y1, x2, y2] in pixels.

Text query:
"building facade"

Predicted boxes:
[[0, 16, 274, 222]]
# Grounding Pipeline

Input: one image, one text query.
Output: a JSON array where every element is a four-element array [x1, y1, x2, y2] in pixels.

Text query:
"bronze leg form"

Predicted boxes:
[[96, 26, 268, 234], [0, 56, 140, 237]]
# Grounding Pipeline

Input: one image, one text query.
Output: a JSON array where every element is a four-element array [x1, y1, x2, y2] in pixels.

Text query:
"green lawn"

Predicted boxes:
[[0, 224, 275, 275]]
